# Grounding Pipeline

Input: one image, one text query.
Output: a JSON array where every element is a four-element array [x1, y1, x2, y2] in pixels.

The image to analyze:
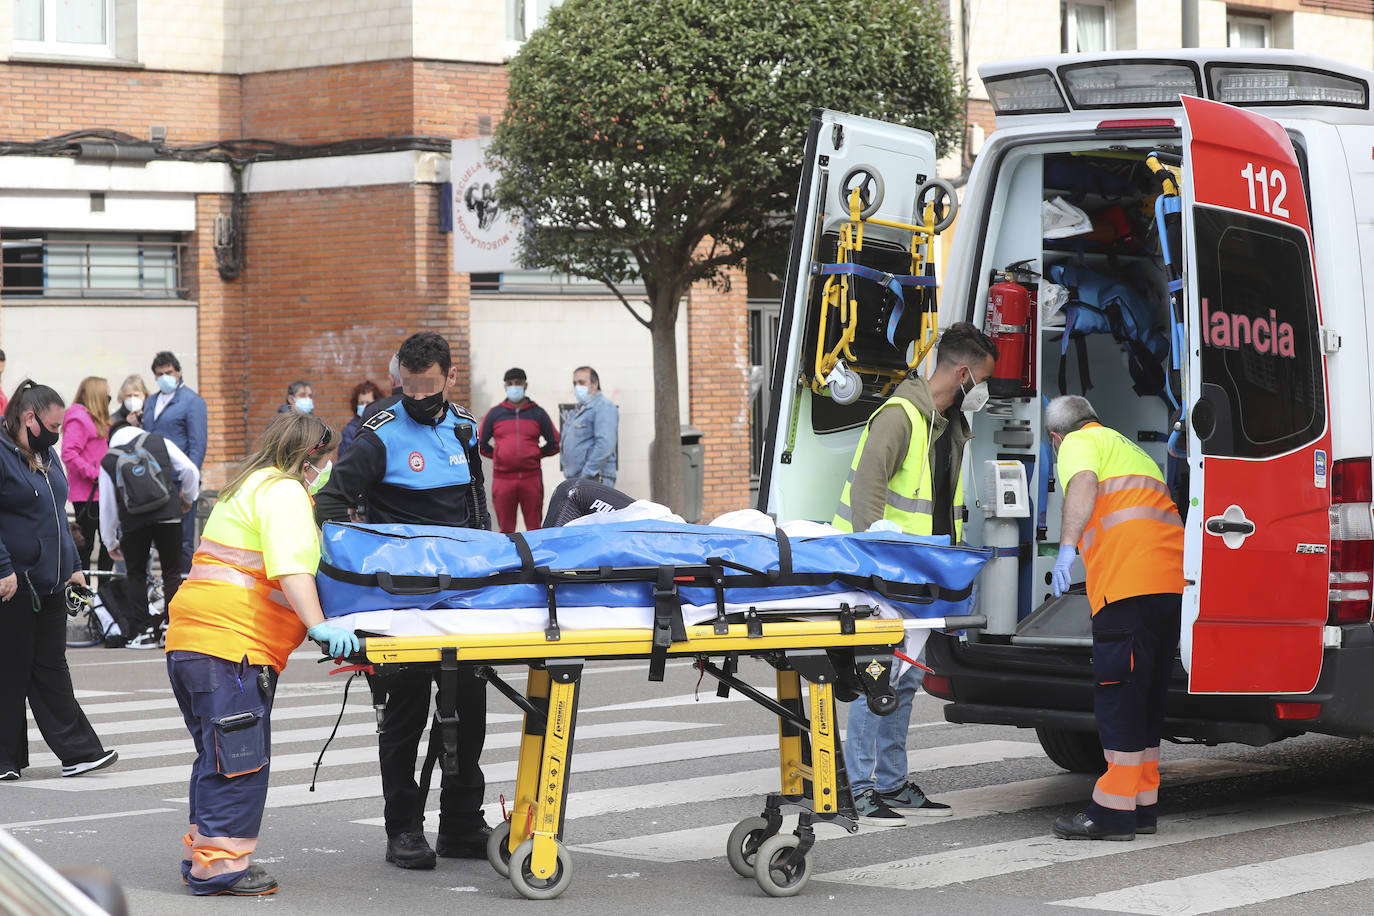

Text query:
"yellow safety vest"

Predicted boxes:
[[833, 396, 963, 539]]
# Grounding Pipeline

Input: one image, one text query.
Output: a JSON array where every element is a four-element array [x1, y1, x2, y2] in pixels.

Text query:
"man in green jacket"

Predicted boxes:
[[833, 321, 997, 826]]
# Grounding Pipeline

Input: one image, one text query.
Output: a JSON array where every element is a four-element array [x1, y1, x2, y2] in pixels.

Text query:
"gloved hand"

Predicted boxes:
[[307, 622, 360, 659], [1052, 544, 1077, 597]]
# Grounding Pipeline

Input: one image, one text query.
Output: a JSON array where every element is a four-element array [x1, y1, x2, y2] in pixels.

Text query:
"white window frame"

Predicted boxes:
[[1063, 0, 1116, 53], [12, 0, 116, 60], [1227, 13, 1273, 49], [506, 0, 562, 57]]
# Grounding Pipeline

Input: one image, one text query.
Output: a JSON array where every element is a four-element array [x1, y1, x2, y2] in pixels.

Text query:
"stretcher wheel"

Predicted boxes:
[[753, 834, 812, 898], [725, 817, 772, 878], [839, 165, 884, 219], [509, 839, 573, 900], [487, 820, 513, 878], [916, 178, 958, 233]]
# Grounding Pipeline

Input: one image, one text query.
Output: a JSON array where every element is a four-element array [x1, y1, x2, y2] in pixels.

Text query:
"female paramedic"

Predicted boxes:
[[0, 380, 117, 782], [165, 411, 358, 896]]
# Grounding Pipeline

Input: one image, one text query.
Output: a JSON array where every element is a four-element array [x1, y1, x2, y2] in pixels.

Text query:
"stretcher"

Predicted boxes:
[[334, 610, 983, 899], [317, 520, 989, 899]]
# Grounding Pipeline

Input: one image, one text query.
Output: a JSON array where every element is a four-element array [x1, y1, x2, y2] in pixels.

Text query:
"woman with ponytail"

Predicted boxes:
[[0, 380, 118, 782]]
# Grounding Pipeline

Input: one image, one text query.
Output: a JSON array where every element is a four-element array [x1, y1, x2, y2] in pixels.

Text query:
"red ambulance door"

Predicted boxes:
[[1181, 95, 1330, 694]]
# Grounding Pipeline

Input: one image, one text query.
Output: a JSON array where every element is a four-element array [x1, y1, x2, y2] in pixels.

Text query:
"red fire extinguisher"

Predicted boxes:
[[985, 266, 1036, 399]]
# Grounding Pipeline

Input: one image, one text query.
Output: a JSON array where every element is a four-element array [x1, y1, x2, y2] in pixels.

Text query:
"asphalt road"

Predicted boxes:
[[7, 645, 1374, 915]]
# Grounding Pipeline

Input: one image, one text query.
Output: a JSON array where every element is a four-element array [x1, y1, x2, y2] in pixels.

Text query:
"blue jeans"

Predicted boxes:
[[180, 500, 199, 573], [845, 666, 922, 795]]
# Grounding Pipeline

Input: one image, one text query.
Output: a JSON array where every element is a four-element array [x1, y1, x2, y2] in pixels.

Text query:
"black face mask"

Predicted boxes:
[[27, 420, 59, 454], [402, 391, 447, 426]]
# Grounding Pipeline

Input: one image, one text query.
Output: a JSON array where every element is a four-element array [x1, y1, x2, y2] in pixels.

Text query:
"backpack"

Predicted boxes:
[[1048, 261, 1170, 398], [110, 433, 174, 516]]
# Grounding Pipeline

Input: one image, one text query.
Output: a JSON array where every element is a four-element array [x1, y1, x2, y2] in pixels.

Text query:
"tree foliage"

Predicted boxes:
[[491, 0, 962, 505]]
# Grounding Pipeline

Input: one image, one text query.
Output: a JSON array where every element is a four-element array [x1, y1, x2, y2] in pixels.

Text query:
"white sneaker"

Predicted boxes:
[[61, 750, 118, 777], [125, 628, 165, 649]]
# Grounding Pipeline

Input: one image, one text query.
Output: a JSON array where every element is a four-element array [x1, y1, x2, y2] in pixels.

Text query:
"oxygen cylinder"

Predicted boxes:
[[985, 279, 1030, 399]]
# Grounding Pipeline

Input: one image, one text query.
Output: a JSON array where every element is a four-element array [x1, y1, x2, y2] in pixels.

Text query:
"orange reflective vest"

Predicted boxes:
[[1059, 423, 1185, 613]]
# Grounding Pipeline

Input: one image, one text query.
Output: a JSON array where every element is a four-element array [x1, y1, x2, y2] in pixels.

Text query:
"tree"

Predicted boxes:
[[491, 0, 962, 509]]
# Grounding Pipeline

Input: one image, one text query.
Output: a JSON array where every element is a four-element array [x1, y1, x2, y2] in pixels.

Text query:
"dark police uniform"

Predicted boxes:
[[314, 399, 491, 848]]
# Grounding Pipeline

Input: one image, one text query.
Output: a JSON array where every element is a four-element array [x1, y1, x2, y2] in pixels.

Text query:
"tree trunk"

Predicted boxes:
[[648, 294, 684, 511]]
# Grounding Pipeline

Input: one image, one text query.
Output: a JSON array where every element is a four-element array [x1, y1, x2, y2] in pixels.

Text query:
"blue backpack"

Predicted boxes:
[[1048, 261, 1170, 398]]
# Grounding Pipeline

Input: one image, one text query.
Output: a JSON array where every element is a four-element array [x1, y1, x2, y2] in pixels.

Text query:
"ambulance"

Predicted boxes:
[[758, 49, 1374, 771]]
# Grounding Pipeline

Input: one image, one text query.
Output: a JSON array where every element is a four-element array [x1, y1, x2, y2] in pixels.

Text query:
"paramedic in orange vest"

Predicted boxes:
[[165, 412, 359, 896], [832, 321, 997, 826], [1045, 395, 1185, 841]]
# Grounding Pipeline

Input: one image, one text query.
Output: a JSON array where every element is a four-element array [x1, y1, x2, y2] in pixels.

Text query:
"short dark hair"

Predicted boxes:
[[151, 350, 181, 373], [0, 349, 7, 362], [397, 332, 451, 376], [935, 321, 999, 369], [286, 379, 311, 398], [574, 365, 600, 386], [349, 379, 386, 410], [504, 367, 526, 383]]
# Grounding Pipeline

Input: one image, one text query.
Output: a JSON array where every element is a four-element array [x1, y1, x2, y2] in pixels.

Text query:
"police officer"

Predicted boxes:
[[1045, 395, 1185, 841], [314, 331, 492, 869]]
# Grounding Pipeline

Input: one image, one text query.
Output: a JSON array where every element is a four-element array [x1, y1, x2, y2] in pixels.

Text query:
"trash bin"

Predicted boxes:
[[680, 425, 704, 524]]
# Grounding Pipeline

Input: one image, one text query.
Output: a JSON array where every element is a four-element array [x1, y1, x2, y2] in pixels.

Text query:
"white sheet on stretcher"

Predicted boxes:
[[327, 591, 931, 680]]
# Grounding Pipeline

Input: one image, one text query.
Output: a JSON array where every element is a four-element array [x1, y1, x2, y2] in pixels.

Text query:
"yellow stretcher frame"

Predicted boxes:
[[350, 613, 980, 899]]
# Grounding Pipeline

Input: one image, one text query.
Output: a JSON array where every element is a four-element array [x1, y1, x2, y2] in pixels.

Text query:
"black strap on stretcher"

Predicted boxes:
[[417, 646, 462, 799], [650, 566, 686, 682]]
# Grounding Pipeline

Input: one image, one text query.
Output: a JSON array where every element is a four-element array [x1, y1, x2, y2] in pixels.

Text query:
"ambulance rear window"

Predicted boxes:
[[1192, 207, 1324, 459]]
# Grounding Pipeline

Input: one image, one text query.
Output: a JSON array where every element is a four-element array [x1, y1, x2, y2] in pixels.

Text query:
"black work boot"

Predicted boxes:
[[1052, 811, 1135, 841], [386, 831, 437, 869], [436, 823, 493, 859], [206, 864, 279, 896]]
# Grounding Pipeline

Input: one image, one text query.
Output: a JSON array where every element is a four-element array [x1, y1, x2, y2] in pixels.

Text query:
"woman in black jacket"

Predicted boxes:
[[0, 380, 117, 781]]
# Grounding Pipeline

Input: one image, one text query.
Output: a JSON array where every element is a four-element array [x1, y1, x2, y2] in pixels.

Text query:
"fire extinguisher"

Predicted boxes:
[[985, 263, 1038, 399]]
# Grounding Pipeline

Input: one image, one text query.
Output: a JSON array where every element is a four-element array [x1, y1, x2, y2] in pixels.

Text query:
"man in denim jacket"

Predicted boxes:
[[560, 366, 618, 488]]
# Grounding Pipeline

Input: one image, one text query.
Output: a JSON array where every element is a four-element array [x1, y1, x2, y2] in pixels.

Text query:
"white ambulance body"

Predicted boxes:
[[758, 50, 1374, 768]]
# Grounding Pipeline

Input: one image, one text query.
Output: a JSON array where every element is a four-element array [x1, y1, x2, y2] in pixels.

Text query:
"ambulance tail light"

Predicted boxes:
[[1328, 458, 1373, 625], [922, 673, 954, 700], [1273, 702, 1322, 721]]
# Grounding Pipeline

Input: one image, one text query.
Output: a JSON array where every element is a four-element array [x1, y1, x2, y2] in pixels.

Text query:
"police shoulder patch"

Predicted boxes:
[[363, 408, 397, 432]]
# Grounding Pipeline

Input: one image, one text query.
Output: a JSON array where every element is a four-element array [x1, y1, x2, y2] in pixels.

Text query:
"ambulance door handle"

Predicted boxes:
[[1205, 505, 1255, 549]]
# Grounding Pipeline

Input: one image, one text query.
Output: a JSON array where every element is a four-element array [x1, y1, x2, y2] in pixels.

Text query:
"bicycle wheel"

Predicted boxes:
[[65, 607, 104, 648]]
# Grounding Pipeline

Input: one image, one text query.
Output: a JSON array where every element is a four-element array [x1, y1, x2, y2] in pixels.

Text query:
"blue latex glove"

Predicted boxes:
[[307, 622, 360, 659], [1052, 544, 1077, 597]]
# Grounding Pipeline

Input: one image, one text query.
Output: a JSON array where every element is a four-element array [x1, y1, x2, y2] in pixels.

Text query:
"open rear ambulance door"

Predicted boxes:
[[757, 110, 941, 525], [1180, 95, 1331, 694]]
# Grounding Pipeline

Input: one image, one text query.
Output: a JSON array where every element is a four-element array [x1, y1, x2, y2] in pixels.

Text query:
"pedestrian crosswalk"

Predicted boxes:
[[15, 665, 1374, 913]]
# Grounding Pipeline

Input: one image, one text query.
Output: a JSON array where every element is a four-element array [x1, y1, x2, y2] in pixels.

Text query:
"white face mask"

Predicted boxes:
[[307, 459, 332, 495], [573, 384, 590, 404], [960, 375, 990, 413], [123, 396, 145, 414]]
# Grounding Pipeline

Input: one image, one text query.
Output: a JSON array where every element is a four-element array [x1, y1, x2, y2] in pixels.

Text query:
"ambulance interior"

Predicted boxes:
[[961, 141, 1183, 646], [768, 128, 1186, 649]]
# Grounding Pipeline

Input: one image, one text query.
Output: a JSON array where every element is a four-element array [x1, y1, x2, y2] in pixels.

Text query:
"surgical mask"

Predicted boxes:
[[573, 384, 590, 404], [26, 419, 59, 454], [959, 374, 990, 413], [505, 385, 525, 402], [356, 404, 366, 417], [294, 397, 314, 414], [155, 374, 177, 395], [123, 396, 144, 414], [402, 390, 446, 425], [307, 460, 332, 495]]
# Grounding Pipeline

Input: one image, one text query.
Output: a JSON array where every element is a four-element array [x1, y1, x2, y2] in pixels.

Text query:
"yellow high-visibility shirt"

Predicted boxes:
[[166, 468, 319, 671]]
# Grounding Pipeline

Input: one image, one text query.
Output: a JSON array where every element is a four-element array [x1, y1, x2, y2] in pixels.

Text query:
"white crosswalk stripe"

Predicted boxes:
[[1050, 840, 1374, 914]]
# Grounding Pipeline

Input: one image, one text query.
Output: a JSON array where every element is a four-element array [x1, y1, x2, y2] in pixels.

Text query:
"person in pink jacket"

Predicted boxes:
[[62, 377, 113, 572]]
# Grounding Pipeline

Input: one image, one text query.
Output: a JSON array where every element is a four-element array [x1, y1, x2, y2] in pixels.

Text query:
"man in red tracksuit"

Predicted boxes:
[[479, 368, 560, 533]]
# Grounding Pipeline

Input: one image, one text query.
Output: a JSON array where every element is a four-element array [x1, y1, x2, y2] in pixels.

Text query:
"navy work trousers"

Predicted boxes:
[[1087, 592, 1181, 834], [168, 650, 276, 894]]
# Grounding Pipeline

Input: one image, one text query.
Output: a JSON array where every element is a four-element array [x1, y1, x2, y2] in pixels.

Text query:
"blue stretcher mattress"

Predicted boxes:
[[316, 520, 989, 623]]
